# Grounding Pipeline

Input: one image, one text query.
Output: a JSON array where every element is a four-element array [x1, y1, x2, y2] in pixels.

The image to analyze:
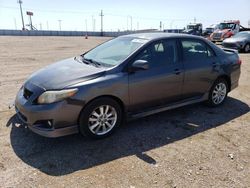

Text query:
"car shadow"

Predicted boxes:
[[7, 97, 249, 176]]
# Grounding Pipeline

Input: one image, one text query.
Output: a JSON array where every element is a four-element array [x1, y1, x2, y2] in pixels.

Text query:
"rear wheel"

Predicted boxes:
[[244, 43, 250, 53], [79, 97, 122, 139], [207, 78, 228, 107]]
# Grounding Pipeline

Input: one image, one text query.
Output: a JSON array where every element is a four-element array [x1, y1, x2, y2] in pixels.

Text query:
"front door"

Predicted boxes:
[[128, 39, 184, 112]]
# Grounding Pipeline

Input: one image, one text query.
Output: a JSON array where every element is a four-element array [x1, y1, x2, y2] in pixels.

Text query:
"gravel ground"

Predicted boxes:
[[0, 36, 249, 188]]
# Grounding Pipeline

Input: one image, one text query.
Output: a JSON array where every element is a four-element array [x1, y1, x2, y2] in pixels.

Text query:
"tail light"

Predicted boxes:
[[237, 59, 242, 65]]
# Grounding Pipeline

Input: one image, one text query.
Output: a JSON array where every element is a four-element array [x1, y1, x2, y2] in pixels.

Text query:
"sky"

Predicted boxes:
[[0, 0, 249, 31]]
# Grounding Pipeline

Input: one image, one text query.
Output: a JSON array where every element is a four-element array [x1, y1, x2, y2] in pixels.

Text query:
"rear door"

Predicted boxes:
[[180, 39, 219, 99], [128, 39, 184, 112]]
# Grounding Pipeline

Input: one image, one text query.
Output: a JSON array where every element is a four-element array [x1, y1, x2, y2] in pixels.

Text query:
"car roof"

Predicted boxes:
[[121, 32, 203, 41]]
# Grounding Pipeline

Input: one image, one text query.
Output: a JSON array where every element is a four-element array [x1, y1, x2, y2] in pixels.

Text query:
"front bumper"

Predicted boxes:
[[15, 82, 82, 137], [15, 108, 78, 138]]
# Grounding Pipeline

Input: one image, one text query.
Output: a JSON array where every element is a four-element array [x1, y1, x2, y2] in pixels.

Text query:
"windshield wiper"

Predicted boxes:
[[74, 56, 89, 65], [87, 59, 101, 67], [81, 56, 101, 67]]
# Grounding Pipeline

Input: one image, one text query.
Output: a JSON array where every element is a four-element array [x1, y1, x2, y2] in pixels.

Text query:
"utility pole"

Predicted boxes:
[[100, 10, 104, 36], [46, 21, 49, 30], [17, 0, 25, 30], [130, 16, 133, 31], [14, 18, 17, 30], [85, 19, 88, 31], [127, 17, 128, 31], [92, 15, 95, 31], [160, 21, 162, 31], [58, 20, 62, 31]]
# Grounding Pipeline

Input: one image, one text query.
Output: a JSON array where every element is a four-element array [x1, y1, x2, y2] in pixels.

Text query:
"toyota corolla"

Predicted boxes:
[[15, 33, 241, 139]]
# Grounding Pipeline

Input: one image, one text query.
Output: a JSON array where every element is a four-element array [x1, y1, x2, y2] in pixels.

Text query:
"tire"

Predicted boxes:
[[207, 78, 229, 107], [79, 97, 122, 139], [244, 43, 250, 53]]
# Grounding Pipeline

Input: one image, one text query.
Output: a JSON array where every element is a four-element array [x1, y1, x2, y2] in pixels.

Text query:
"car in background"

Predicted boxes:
[[15, 33, 241, 139], [203, 24, 219, 38], [182, 23, 203, 36], [210, 20, 250, 43], [222, 31, 250, 53]]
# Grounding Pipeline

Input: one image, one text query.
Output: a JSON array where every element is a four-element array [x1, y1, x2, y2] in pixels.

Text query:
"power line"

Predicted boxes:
[[0, 5, 220, 23]]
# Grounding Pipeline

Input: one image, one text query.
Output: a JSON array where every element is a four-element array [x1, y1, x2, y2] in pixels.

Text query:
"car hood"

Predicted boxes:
[[26, 57, 107, 90], [214, 29, 230, 34]]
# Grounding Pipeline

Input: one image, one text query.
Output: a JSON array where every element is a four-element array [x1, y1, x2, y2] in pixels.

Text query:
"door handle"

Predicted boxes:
[[174, 69, 181, 75]]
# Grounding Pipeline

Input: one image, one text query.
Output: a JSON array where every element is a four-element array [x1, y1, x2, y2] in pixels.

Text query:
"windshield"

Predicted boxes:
[[233, 32, 250, 38], [187, 25, 197, 30], [205, 28, 213, 32], [219, 23, 235, 30], [83, 37, 149, 67]]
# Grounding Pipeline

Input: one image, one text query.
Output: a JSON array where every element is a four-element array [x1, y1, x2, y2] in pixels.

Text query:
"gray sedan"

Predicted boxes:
[[222, 31, 250, 53], [15, 33, 241, 139]]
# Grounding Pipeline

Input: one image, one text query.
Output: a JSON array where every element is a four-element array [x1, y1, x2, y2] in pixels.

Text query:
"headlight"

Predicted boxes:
[[37, 88, 78, 104]]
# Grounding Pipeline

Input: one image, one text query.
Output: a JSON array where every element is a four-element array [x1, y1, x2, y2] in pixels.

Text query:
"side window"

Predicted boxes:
[[135, 48, 151, 62], [207, 46, 215, 57], [162, 40, 177, 64], [154, 43, 164, 52], [181, 40, 214, 60], [136, 40, 177, 68], [134, 40, 177, 68]]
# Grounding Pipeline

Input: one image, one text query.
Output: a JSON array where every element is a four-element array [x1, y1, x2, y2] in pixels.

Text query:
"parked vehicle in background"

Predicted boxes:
[[15, 33, 241, 139], [210, 20, 250, 42], [182, 23, 203, 36], [203, 24, 219, 38], [222, 31, 250, 53]]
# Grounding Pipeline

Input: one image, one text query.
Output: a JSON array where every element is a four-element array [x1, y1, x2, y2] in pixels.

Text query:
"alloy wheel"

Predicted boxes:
[[212, 83, 227, 105], [88, 105, 117, 135], [245, 44, 250, 53]]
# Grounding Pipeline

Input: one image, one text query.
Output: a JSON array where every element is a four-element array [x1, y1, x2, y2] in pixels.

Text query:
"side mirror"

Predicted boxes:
[[130, 60, 149, 72]]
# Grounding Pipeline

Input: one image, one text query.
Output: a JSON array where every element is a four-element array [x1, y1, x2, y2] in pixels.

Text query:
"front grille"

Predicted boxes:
[[212, 33, 222, 40], [23, 88, 33, 100]]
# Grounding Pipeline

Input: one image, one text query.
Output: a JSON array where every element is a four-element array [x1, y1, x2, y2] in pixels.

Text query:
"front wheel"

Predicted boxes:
[[79, 97, 122, 139], [207, 79, 228, 107]]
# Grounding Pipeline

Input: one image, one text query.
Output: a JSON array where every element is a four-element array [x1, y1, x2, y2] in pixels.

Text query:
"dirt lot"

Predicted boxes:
[[0, 36, 249, 188]]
